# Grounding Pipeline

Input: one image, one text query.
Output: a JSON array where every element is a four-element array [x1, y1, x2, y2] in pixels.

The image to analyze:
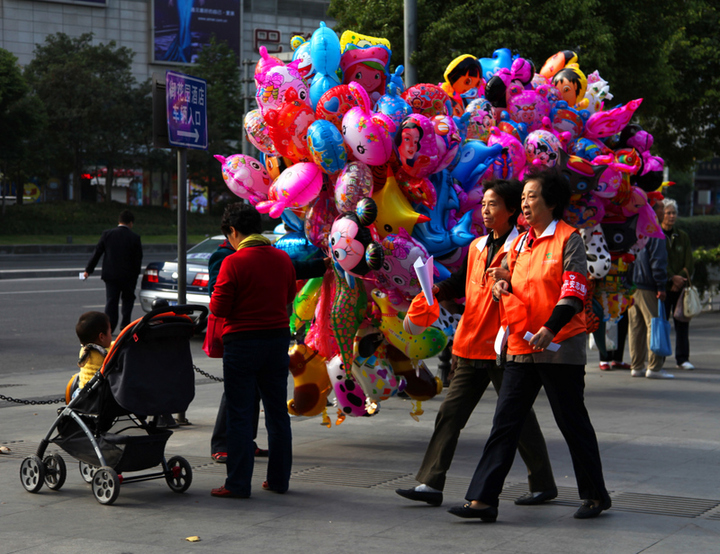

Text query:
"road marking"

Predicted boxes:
[[0, 288, 104, 295]]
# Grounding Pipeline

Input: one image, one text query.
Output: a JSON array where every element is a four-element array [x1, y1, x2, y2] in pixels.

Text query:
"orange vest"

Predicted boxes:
[[453, 228, 518, 360], [506, 220, 586, 355]]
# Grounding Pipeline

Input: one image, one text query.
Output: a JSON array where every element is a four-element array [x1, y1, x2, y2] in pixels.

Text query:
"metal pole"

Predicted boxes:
[[242, 59, 250, 155], [404, 0, 418, 87], [177, 148, 187, 305], [689, 160, 696, 217]]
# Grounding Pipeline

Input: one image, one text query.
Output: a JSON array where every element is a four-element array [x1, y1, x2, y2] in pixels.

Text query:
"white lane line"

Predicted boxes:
[[0, 288, 105, 295]]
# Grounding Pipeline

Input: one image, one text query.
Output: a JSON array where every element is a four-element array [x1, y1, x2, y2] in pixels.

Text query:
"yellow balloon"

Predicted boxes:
[[372, 171, 430, 239]]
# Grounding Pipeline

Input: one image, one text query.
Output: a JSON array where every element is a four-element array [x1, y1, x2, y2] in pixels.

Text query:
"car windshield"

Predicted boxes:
[[185, 237, 224, 262]]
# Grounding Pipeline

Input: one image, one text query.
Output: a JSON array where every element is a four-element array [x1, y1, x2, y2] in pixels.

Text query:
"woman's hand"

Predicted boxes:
[[529, 327, 555, 351], [487, 267, 511, 282], [492, 280, 510, 299], [670, 274, 686, 292]]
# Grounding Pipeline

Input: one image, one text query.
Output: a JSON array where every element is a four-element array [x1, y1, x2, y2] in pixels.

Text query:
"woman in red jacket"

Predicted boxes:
[[209, 203, 297, 498], [448, 169, 611, 522]]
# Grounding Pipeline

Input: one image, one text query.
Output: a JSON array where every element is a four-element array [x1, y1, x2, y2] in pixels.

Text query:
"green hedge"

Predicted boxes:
[[0, 200, 279, 237]]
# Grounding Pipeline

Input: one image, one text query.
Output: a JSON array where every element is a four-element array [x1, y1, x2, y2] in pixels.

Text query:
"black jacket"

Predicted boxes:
[[86, 225, 143, 283]]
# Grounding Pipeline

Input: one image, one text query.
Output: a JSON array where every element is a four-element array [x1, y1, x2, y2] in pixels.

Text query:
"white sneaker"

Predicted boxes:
[[630, 369, 645, 377], [646, 369, 675, 379], [677, 362, 695, 371]]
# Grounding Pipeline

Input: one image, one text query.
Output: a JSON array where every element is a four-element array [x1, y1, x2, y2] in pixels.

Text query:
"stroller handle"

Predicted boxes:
[[132, 304, 209, 335]]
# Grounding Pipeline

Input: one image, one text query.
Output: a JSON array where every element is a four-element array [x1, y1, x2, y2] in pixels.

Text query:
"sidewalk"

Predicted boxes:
[[2, 311, 720, 553]]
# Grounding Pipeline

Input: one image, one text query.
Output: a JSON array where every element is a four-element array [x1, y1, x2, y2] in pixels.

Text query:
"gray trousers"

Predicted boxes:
[[629, 288, 666, 372], [416, 357, 556, 492]]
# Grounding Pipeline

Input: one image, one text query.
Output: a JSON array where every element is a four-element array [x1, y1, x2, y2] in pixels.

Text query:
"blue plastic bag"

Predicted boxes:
[[650, 300, 672, 357]]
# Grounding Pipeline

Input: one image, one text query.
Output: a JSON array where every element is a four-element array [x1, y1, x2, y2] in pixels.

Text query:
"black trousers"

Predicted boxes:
[[665, 289, 690, 364], [104, 278, 137, 333], [211, 390, 261, 454], [416, 358, 555, 493], [466, 361, 609, 507]]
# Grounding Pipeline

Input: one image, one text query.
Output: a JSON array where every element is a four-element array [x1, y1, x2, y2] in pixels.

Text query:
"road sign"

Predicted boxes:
[[166, 71, 208, 150]]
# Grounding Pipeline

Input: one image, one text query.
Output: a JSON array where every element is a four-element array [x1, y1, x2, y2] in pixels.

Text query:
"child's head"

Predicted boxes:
[[76, 311, 112, 348]]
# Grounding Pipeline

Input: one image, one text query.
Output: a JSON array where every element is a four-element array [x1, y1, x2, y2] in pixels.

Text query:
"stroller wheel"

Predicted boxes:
[[92, 466, 121, 505], [79, 461, 97, 484], [165, 456, 193, 493], [20, 455, 46, 493], [43, 454, 67, 491]]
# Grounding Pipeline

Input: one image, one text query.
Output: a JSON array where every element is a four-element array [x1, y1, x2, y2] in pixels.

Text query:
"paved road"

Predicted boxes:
[[2, 257, 720, 552]]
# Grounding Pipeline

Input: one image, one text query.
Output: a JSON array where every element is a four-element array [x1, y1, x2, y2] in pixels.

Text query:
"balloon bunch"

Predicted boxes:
[[218, 30, 668, 421]]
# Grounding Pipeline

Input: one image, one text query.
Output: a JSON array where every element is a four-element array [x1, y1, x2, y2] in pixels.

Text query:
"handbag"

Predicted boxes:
[[202, 313, 225, 358], [673, 289, 691, 322], [650, 299, 672, 357], [682, 270, 702, 319]]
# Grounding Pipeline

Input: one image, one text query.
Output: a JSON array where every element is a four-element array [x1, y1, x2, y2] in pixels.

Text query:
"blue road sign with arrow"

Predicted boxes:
[[166, 71, 208, 150]]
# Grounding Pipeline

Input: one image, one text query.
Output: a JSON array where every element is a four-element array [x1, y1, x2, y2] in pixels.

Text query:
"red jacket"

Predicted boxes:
[[210, 245, 296, 335]]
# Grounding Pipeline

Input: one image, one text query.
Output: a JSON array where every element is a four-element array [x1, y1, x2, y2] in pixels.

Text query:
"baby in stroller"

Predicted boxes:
[[73, 312, 114, 396], [21, 305, 207, 505]]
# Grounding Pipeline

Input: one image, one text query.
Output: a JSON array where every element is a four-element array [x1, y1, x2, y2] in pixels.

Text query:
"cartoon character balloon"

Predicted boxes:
[[334, 161, 373, 213], [341, 82, 395, 166], [263, 88, 316, 163], [244, 109, 277, 155], [256, 162, 324, 218], [395, 114, 438, 179], [256, 62, 310, 115], [215, 154, 272, 206], [340, 44, 390, 103], [329, 197, 384, 278], [315, 84, 358, 133], [307, 119, 347, 175]]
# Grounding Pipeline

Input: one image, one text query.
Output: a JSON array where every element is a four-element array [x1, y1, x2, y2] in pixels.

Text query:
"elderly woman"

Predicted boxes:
[[448, 169, 611, 522], [662, 198, 695, 370]]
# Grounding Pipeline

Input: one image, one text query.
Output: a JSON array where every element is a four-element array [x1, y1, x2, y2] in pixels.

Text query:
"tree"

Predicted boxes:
[[24, 33, 138, 202], [0, 49, 45, 208], [186, 36, 245, 211], [327, 0, 720, 171]]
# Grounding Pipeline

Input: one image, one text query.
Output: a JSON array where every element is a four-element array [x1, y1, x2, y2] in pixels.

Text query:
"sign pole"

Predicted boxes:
[[177, 148, 188, 306]]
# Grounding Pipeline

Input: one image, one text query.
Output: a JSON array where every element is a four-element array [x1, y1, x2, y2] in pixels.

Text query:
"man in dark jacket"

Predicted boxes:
[[83, 210, 143, 333]]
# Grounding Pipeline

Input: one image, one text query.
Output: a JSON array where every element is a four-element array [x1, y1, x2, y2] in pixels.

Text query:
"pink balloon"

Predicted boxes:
[[255, 163, 324, 219], [305, 186, 338, 251], [584, 99, 643, 139], [341, 82, 395, 166], [256, 64, 310, 115], [244, 109, 277, 155], [215, 154, 272, 206]]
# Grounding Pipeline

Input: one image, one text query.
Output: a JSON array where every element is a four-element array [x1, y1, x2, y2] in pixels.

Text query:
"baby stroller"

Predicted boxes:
[[19, 305, 208, 505]]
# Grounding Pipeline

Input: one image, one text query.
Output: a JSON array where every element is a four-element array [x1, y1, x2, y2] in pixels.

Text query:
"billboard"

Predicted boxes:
[[153, 0, 240, 64]]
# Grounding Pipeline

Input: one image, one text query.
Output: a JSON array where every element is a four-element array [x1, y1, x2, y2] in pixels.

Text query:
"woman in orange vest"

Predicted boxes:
[[396, 178, 557, 508], [448, 169, 611, 522]]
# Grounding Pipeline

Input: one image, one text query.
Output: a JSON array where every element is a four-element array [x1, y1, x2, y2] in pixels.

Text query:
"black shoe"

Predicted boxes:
[[447, 503, 498, 522], [573, 498, 611, 519], [514, 487, 558, 505], [395, 488, 443, 506]]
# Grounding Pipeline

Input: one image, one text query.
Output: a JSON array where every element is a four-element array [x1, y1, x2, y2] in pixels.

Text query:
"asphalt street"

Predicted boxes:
[[2, 253, 720, 553]]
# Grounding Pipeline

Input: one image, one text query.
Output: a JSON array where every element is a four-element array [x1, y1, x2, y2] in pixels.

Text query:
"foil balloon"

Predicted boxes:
[[524, 129, 562, 169], [402, 83, 449, 118], [287, 344, 332, 417], [254, 45, 284, 87], [565, 194, 605, 229], [479, 48, 512, 81], [330, 197, 384, 278], [330, 263, 368, 379], [351, 322, 398, 402], [584, 98, 643, 140], [374, 83, 412, 135], [215, 154, 272, 206], [395, 114, 439, 179], [581, 225, 611, 280], [374, 228, 429, 303], [326, 354, 369, 417], [431, 114, 462, 174], [552, 64, 587, 107], [450, 140, 503, 191], [601, 215, 639, 253], [550, 101, 590, 141], [264, 88, 316, 163], [372, 170, 431, 238], [244, 109, 277, 155], [307, 119, 347, 175], [464, 98, 495, 141], [274, 232, 320, 262], [315, 84, 357, 132], [304, 184, 338, 251], [256, 162, 324, 218], [371, 289, 448, 360], [484, 127, 525, 180], [335, 161, 373, 213], [256, 62, 310, 115], [558, 150, 607, 195], [341, 82, 395, 166], [309, 22, 342, 109], [290, 35, 314, 80], [290, 277, 323, 334], [506, 84, 553, 132], [340, 43, 391, 103], [539, 50, 578, 80], [582, 70, 613, 114]]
